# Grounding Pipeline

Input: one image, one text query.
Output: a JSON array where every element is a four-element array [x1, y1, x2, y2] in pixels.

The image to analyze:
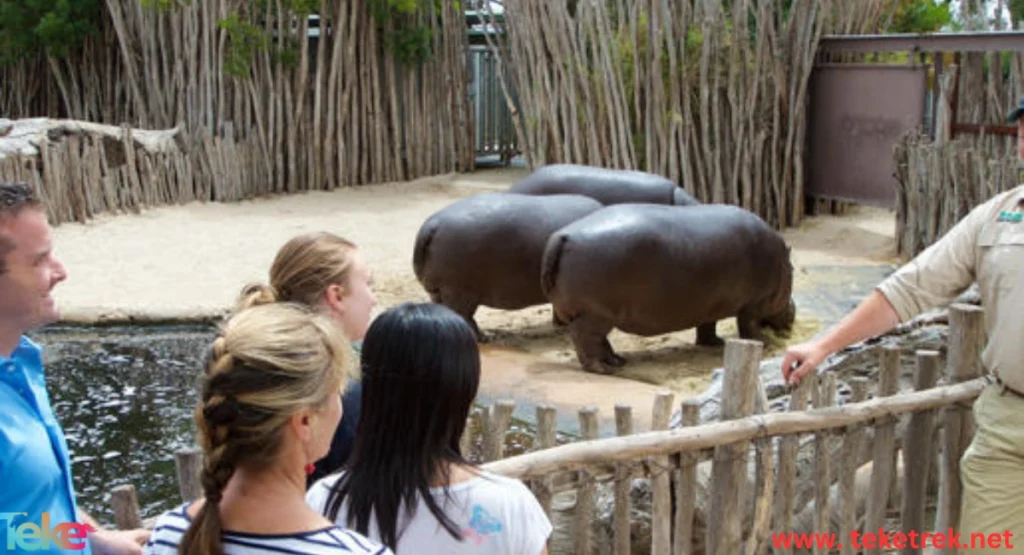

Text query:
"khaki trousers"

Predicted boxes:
[[959, 383, 1024, 553]]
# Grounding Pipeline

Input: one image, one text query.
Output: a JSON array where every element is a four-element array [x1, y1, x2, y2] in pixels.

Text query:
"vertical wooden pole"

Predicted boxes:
[[707, 339, 762, 555], [575, 407, 599, 555], [901, 350, 941, 555], [774, 371, 814, 555], [840, 378, 870, 555], [110, 484, 143, 530], [813, 373, 837, 555], [614, 404, 633, 555], [674, 400, 700, 555], [651, 392, 675, 555], [175, 448, 203, 503], [936, 304, 985, 555], [865, 346, 901, 555]]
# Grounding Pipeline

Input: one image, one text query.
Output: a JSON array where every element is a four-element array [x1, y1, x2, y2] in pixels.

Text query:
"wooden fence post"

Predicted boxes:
[[674, 400, 700, 555], [813, 373, 837, 555], [483, 400, 516, 462], [651, 391, 675, 555], [533, 405, 558, 520], [865, 345, 901, 555], [901, 350, 941, 555], [936, 303, 985, 555], [110, 484, 143, 530], [613, 405, 633, 555], [840, 378, 871, 555], [575, 407, 599, 555], [745, 371, 775, 555], [175, 448, 203, 503], [707, 338, 762, 555], [774, 371, 814, 555]]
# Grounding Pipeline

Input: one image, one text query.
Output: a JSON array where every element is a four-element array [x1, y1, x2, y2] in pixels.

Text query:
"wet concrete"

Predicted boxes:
[[476, 346, 673, 437]]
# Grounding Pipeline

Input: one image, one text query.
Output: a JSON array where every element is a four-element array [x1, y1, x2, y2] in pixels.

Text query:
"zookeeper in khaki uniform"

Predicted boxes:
[[782, 96, 1024, 553]]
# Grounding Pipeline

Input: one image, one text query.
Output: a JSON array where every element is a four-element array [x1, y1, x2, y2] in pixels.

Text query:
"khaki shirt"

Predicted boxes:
[[876, 184, 1024, 391]]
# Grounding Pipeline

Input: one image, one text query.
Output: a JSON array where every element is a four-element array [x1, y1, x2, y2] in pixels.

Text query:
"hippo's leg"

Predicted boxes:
[[552, 308, 568, 328], [438, 294, 487, 343], [696, 321, 724, 347], [603, 338, 626, 367], [737, 312, 767, 344], [568, 314, 619, 374]]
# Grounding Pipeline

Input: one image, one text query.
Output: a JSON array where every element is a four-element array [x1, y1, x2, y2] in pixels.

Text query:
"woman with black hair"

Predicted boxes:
[[306, 302, 552, 554]]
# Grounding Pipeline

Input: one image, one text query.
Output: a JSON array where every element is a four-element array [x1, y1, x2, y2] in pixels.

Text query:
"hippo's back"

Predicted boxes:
[[414, 192, 604, 308], [510, 164, 695, 206], [541, 203, 789, 334]]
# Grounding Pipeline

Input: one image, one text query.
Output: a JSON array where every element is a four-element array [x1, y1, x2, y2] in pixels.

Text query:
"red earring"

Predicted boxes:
[[305, 463, 316, 476]]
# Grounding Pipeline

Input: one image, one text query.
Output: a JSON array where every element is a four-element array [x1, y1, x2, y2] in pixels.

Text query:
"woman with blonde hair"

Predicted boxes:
[[143, 302, 391, 555], [238, 231, 377, 481]]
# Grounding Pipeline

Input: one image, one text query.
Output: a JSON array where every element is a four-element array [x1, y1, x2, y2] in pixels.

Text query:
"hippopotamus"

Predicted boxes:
[[540, 203, 796, 374], [413, 192, 604, 340], [508, 163, 699, 206]]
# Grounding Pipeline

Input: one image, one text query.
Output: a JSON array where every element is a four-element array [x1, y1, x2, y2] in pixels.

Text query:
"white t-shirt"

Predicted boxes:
[[143, 502, 393, 555], [306, 470, 552, 555]]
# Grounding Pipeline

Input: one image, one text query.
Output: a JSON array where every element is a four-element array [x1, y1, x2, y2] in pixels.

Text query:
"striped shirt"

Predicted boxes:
[[143, 502, 393, 555]]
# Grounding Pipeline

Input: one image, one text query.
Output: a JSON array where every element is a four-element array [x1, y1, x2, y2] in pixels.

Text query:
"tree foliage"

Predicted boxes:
[[368, 0, 450, 65], [885, 0, 954, 33], [0, 0, 103, 64]]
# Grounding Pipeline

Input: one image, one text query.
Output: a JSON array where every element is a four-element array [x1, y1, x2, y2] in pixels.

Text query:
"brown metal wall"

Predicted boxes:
[[807, 64, 928, 208]]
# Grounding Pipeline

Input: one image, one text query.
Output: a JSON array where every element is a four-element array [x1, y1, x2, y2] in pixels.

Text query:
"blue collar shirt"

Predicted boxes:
[[0, 336, 91, 554]]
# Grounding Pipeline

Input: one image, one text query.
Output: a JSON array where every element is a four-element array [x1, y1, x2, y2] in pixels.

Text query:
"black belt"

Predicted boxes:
[[991, 375, 1024, 400]]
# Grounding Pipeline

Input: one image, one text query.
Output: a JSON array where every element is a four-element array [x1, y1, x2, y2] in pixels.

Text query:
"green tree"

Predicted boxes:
[[0, 0, 103, 64], [1009, 0, 1024, 26], [885, 0, 955, 33]]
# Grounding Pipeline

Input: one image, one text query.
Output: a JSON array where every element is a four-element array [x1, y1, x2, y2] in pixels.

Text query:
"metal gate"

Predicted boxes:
[[806, 63, 928, 208], [468, 45, 520, 162]]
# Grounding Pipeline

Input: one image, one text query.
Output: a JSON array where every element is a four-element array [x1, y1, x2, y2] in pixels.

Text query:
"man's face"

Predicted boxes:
[[0, 208, 67, 334]]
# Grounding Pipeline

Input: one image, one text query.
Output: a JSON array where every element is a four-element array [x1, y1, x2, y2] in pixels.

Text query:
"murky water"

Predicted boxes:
[[29, 324, 215, 524]]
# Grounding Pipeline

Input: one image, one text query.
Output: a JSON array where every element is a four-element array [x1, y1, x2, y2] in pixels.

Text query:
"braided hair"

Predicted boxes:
[[179, 302, 354, 555]]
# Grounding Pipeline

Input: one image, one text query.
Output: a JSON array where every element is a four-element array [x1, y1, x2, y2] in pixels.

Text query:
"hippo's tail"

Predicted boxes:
[[540, 232, 568, 298], [412, 219, 438, 283]]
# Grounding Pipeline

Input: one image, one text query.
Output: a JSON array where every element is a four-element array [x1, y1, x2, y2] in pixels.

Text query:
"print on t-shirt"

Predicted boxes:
[[463, 504, 503, 545]]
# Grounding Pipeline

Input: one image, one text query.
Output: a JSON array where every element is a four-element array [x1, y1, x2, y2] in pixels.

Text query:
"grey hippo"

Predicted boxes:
[[540, 203, 796, 374], [413, 192, 604, 340], [508, 163, 699, 206]]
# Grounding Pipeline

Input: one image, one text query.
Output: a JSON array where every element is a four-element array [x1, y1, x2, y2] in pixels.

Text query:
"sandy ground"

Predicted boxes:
[[50, 167, 901, 432]]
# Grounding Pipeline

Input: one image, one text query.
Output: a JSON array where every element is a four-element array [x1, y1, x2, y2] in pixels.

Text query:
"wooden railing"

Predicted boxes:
[[107, 304, 988, 554]]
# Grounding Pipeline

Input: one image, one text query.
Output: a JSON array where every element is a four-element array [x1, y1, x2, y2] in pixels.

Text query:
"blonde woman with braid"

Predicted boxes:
[[142, 303, 392, 555]]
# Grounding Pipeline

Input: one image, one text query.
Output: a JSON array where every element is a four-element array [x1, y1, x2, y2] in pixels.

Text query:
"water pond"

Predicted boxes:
[[30, 323, 213, 523]]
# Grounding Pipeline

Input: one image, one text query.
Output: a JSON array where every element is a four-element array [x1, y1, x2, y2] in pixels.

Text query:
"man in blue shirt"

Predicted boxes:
[[0, 182, 150, 554]]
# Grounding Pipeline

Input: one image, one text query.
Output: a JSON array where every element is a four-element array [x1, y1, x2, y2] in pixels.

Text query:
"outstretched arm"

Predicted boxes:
[[78, 509, 150, 555], [781, 186, 1003, 385], [781, 289, 900, 384]]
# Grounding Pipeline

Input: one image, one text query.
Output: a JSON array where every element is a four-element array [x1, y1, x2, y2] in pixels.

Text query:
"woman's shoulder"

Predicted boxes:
[[306, 471, 346, 511], [464, 469, 536, 494], [142, 503, 192, 553], [455, 469, 550, 517], [325, 526, 394, 554]]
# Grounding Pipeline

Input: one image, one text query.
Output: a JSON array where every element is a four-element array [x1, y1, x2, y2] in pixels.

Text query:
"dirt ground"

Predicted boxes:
[[50, 167, 901, 431]]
